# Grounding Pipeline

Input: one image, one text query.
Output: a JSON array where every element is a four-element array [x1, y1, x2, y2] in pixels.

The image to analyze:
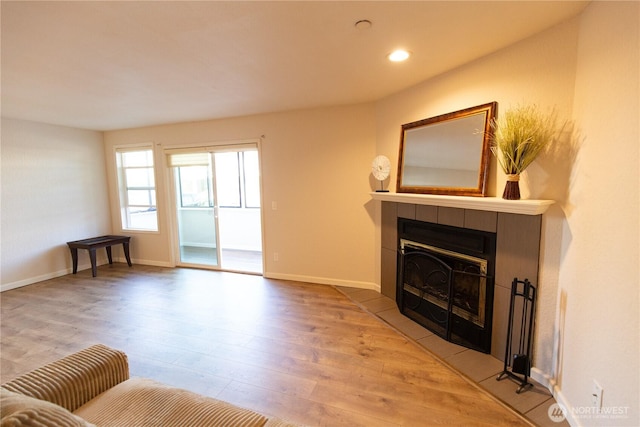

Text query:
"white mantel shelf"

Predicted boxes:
[[370, 192, 554, 215]]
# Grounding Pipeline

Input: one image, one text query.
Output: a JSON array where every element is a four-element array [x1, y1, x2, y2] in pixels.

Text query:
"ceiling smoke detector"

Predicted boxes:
[[354, 19, 372, 30]]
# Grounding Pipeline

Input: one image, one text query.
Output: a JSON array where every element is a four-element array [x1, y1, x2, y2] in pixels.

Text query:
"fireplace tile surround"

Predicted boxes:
[[373, 192, 552, 361]]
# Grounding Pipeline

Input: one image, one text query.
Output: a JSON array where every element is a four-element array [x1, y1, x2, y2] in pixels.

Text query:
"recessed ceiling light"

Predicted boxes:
[[388, 49, 411, 62]]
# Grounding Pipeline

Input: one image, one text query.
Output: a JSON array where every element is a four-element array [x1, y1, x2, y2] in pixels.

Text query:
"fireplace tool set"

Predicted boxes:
[[497, 277, 537, 393]]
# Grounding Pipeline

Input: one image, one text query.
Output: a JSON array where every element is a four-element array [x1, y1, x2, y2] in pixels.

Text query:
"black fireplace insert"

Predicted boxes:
[[397, 218, 496, 353]]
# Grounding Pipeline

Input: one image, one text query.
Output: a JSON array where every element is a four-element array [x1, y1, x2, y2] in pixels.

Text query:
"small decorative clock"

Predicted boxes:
[[371, 155, 390, 192]]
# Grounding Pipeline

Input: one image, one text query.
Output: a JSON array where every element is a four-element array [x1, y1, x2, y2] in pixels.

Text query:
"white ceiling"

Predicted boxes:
[[1, 1, 588, 131]]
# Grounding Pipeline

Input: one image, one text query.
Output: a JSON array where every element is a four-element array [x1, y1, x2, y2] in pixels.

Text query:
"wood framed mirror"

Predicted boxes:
[[397, 102, 497, 196]]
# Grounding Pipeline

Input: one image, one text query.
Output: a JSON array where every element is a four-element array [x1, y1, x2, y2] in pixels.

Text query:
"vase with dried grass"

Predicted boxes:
[[491, 104, 560, 200]]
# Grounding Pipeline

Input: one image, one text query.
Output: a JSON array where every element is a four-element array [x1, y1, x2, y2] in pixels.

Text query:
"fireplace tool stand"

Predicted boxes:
[[497, 278, 537, 393]]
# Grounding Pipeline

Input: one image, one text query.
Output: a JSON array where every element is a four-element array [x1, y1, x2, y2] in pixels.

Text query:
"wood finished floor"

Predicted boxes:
[[1, 264, 533, 427]]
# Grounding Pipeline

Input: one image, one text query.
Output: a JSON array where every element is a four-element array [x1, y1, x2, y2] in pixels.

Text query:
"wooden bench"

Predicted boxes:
[[67, 235, 132, 277]]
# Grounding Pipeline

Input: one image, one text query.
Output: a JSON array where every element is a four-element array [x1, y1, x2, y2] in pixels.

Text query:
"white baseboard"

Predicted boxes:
[[263, 271, 380, 291], [179, 242, 216, 249], [1, 258, 174, 292], [113, 257, 174, 268], [1, 263, 94, 292], [553, 390, 580, 427], [530, 367, 553, 392], [531, 367, 580, 427]]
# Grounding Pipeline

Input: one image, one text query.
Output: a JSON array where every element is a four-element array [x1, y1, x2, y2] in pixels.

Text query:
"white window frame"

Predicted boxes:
[[215, 150, 260, 209], [115, 144, 159, 232]]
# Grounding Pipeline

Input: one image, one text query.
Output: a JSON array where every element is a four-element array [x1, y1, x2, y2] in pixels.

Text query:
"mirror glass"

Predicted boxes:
[[397, 102, 496, 196]]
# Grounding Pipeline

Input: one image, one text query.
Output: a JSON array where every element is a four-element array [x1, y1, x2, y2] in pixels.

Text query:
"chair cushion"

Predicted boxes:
[[74, 377, 269, 427], [0, 387, 95, 427]]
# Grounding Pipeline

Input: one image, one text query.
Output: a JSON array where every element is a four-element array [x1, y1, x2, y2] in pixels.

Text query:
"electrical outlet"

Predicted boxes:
[[592, 380, 603, 409], [273, 252, 279, 262]]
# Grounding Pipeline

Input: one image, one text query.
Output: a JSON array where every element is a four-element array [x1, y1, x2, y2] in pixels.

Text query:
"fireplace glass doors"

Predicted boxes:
[[402, 239, 487, 326], [397, 219, 496, 353]]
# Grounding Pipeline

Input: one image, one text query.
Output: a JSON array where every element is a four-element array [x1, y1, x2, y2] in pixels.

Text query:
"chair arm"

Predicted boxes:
[[1, 344, 129, 412]]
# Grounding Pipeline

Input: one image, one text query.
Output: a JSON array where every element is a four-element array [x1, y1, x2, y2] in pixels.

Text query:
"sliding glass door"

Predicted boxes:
[[170, 152, 220, 267], [167, 144, 263, 273]]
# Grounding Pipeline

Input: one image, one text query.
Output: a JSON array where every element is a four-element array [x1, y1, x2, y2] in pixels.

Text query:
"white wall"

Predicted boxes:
[[104, 104, 378, 288], [219, 208, 262, 251], [557, 2, 639, 425], [177, 209, 217, 247], [177, 208, 264, 251], [1, 118, 110, 290]]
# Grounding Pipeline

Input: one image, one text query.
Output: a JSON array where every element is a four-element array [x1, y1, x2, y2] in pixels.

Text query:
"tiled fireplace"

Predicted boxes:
[[375, 193, 550, 361]]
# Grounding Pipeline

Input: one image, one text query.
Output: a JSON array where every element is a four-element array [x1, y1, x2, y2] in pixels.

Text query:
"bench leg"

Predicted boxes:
[[70, 248, 79, 274], [106, 246, 113, 264], [89, 249, 98, 277], [123, 242, 132, 267]]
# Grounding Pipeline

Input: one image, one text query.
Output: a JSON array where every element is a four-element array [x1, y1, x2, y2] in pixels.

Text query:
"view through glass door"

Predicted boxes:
[[168, 145, 263, 274], [171, 152, 219, 267]]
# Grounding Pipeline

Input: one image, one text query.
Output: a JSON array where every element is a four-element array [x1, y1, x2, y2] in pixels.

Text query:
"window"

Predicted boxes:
[[165, 146, 260, 210], [116, 147, 158, 231], [177, 165, 213, 208], [215, 151, 260, 208], [215, 152, 241, 207]]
